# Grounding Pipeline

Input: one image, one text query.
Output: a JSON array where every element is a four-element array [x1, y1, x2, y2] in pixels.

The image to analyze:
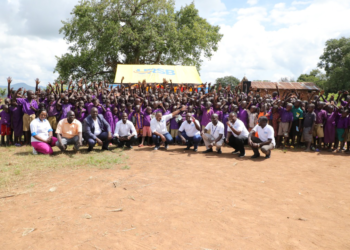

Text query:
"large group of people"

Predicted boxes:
[[0, 77, 350, 159]]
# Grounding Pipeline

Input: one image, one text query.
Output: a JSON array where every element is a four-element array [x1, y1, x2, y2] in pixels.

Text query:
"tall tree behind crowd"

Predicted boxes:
[[55, 0, 223, 82], [318, 37, 350, 92], [215, 76, 240, 89]]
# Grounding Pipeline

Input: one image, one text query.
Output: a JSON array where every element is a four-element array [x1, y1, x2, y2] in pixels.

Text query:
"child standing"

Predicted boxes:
[[301, 104, 316, 152], [140, 107, 152, 147], [0, 105, 11, 146], [247, 105, 258, 132]]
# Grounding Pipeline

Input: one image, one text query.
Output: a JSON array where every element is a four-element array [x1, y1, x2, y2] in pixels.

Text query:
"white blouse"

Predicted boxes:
[[30, 118, 53, 143]]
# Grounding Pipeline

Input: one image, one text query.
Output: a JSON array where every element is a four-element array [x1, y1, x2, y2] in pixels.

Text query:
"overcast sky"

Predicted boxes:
[[1, 0, 350, 86]]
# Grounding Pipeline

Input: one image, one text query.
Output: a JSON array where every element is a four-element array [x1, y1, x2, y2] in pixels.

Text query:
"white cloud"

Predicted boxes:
[[247, 0, 258, 6], [199, 0, 350, 83]]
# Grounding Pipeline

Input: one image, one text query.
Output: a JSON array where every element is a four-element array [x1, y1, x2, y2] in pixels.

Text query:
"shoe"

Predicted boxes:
[[138, 144, 144, 147], [217, 149, 222, 154], [154, 147, 159, 151], [193, 148, 198, 152], [185, 147, 191, 150], [232, 150, 240, 154], [32, 148, 38, 155], [239, 153, 245, 157], [265, 153, 271, 159], [102, 147, 111, 151], [165, 144, 169, 150], [251, 154, 260, 159], [126, 146, 133, 149], [203, 148, 213, 153]]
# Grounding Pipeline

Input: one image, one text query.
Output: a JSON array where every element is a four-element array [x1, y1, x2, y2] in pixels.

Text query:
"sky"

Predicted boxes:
[[0, 0, 350, 86]]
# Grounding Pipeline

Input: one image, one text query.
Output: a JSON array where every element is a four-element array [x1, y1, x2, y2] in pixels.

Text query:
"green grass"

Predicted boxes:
[[0, 145, 126, 188]]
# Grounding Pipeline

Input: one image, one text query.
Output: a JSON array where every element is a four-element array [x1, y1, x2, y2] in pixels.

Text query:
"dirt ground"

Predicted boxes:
[[1, 145, 350, 250]]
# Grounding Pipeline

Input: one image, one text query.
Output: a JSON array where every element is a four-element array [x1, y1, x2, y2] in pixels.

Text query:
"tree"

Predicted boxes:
[[318, 37, 350, 92], [279, 77, 295, 82], [0, 88, 7, 97], [297, 69, 327, 89], [55, 0, 223, 82], [215, 76, 240, 89]]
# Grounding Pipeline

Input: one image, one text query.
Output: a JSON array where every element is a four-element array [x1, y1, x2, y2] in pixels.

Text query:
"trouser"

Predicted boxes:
[[152, 133, 173, 147], [228, 136, 248, 155], [202, 133, 224, 150], [176, 131, 202, 149], [87, 132, 110, 150], [250, 136, 274, 156], [31, 137, 58, 155], [56, 135, 81, 151], [112, 136, 136, 147]]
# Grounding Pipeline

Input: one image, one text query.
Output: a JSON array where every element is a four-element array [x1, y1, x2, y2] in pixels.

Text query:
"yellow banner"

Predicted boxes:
[[114, 64, 202, 84]]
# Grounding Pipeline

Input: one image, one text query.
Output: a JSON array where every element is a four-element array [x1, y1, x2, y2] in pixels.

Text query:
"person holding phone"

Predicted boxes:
[[176, 113, 202, 152]]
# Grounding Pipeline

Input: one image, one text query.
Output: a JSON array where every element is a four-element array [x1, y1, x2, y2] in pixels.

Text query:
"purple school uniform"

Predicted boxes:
[[336, 115, 348, 129], [128, 111, 135, 121], [103, 105, 114, 131], [76, 108, 87, 123], [315, 109, 327, 124], [93, 105, 103, 114], [46, 101, 58, 117], [9, 106, 23, 137], [17, 98, 38, 115], [153, 108, 163, 114], [60, 103, 73, 120], [143, 113, 152, 127], [112, 114, 119, 133], [324, 112, 337, 144], [201, 105, 214, 127], [163, 110, 171, 115], [214, 110, 223, 121], [84, 102, 94, 115], [222, 112, 229, 136], [170, 116, 179, 130], [0, 110, 11, 126], [279, 107, 293, 123], [340, 100, 348, 107], [237, 106, 248, 128]]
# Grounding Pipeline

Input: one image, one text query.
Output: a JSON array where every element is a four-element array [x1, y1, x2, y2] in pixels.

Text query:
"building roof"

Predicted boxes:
[[250, 82, 321, 91]]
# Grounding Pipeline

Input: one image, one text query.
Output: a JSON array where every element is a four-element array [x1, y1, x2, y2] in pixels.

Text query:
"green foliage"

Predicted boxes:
[[55, 0, 223, 82], [318, 37, 350, 92], [0, 88, 7, 97], [215, 76, 240, 89], [297, 69, 327, 89]]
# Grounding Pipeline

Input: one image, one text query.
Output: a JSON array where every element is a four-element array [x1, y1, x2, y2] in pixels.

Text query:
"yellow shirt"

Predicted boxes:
[[56, 119, 82, 139]]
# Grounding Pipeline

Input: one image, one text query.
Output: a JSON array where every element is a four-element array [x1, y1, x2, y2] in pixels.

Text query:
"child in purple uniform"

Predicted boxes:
[[9, 99, 23, 146], [277, 103, 293, 148], [0, 105, 11, 146], [58, 96, 73, 120], [334, 108, 349, 152], [140, 107, 152, 146]]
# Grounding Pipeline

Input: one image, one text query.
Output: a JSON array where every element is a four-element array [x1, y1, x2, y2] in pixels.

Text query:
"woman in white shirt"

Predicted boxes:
[[30, 110, 57, 155]]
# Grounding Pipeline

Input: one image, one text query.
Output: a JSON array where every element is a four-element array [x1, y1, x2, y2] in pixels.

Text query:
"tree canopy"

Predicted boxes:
[[215, 76, 240, 89], [297, 69, 327, 89], [318, 37, 350, 92], [55, 0, 223, 82]]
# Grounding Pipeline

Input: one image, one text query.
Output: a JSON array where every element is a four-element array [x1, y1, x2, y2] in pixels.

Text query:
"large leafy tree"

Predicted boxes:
[[55, 0, 223, 82], [297, 69, 327, 89], [215, 76, 240, 89], [318, 37, 350, 92]]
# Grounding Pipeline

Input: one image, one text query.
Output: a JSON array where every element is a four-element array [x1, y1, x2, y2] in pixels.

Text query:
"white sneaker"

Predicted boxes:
[[32, 147, 38, 155]]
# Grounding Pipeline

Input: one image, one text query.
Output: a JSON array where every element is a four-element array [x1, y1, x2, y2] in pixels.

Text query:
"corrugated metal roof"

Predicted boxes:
[[249, 82, 321, 90]]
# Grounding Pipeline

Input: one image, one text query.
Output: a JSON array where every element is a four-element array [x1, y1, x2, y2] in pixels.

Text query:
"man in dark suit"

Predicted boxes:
[[83, 107, 112, 151]]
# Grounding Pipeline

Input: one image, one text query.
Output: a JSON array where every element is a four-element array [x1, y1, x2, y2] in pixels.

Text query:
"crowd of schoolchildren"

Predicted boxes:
[[1, 77, 349, 153]]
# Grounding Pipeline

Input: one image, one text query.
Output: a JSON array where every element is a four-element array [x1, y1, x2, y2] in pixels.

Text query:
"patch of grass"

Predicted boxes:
[[0, 146, 126, 189], [121, 165, 130, 170]]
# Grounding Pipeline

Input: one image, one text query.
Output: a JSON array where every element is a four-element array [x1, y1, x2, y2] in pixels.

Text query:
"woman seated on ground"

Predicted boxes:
[[30, 109, 58, 155]]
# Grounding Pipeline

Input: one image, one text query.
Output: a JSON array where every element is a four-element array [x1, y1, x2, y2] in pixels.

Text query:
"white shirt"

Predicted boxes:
[[205, 121, 225, 139], [114, 120, 137, 137], [93, 119, 101, 136], [178, 119, 201, 137], [30, 118, 53, 143], [150, 114, 173, 134], [252, 124, 276, 146], [227, 119, 249, 138]]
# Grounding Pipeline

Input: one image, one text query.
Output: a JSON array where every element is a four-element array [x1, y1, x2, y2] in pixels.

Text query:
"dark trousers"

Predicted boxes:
[[228, 136, 247, 155], [175, 131, 202, 149], [112, 136, 135, 147], [152, 133, 173, 147], [87, 132, 109, 150], [250, 136, 274, 156]]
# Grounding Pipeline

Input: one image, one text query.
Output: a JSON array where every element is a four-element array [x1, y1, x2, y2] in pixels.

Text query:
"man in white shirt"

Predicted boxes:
[[225, 112, 249, 157], [201, 114, 225, 154], [113, 112, 137, 149], [150, 106, 187, 150], [248, 116, 275, 159], [176, 113, 202, 152]]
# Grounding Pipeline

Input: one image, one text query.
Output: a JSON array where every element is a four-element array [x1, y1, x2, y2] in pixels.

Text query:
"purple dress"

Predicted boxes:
[[324, 112, 336, 144], [201, 106, 214, 127], [60, 103, 73, 120], [222, 112, 229, 137], [9, 106, 23, 137], [238, 106, 248, 128], [103, 105, 114, 131], [76, 108, 87, 123]]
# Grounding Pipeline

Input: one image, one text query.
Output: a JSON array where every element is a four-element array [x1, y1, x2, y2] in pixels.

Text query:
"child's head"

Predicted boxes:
[[135, 105, 140, 112], [241, 101, 247, 108], [326, 105, 334, 113], [164, 102, 169, 110], [127, 103, 133, 111], [38, 103, 45, 109], [214, 102, 221, 110], [3, 104, 9, 112], [113, 107, 118, 115], [93, 98, 99, 106], [286, 103, 293, 112], [307, 104, 315, 113], [63, 96, 69, 104], [105, 99, 111, 106], [205, 101, 211, 109], [120, 103, 126, 111], [146, 107, 152, 114], [79, 100, 84, 107], [188, 105, 194, 113], [4, 98, 10, 105], [250, 105, 257, 113], [317, 101, 324, 110], [223, 105, 229, 113], [341, 109, 348, 118]]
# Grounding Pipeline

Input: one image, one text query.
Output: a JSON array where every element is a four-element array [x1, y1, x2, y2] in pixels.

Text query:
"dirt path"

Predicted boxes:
[[1, 146, 350, 249]]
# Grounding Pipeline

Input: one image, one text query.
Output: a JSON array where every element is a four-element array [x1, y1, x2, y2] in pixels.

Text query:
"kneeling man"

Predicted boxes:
[[176, 114, 202, 152], [113, 112, 137, 149], [202, 114, 225, 154], [225, 112, 249, 157]]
